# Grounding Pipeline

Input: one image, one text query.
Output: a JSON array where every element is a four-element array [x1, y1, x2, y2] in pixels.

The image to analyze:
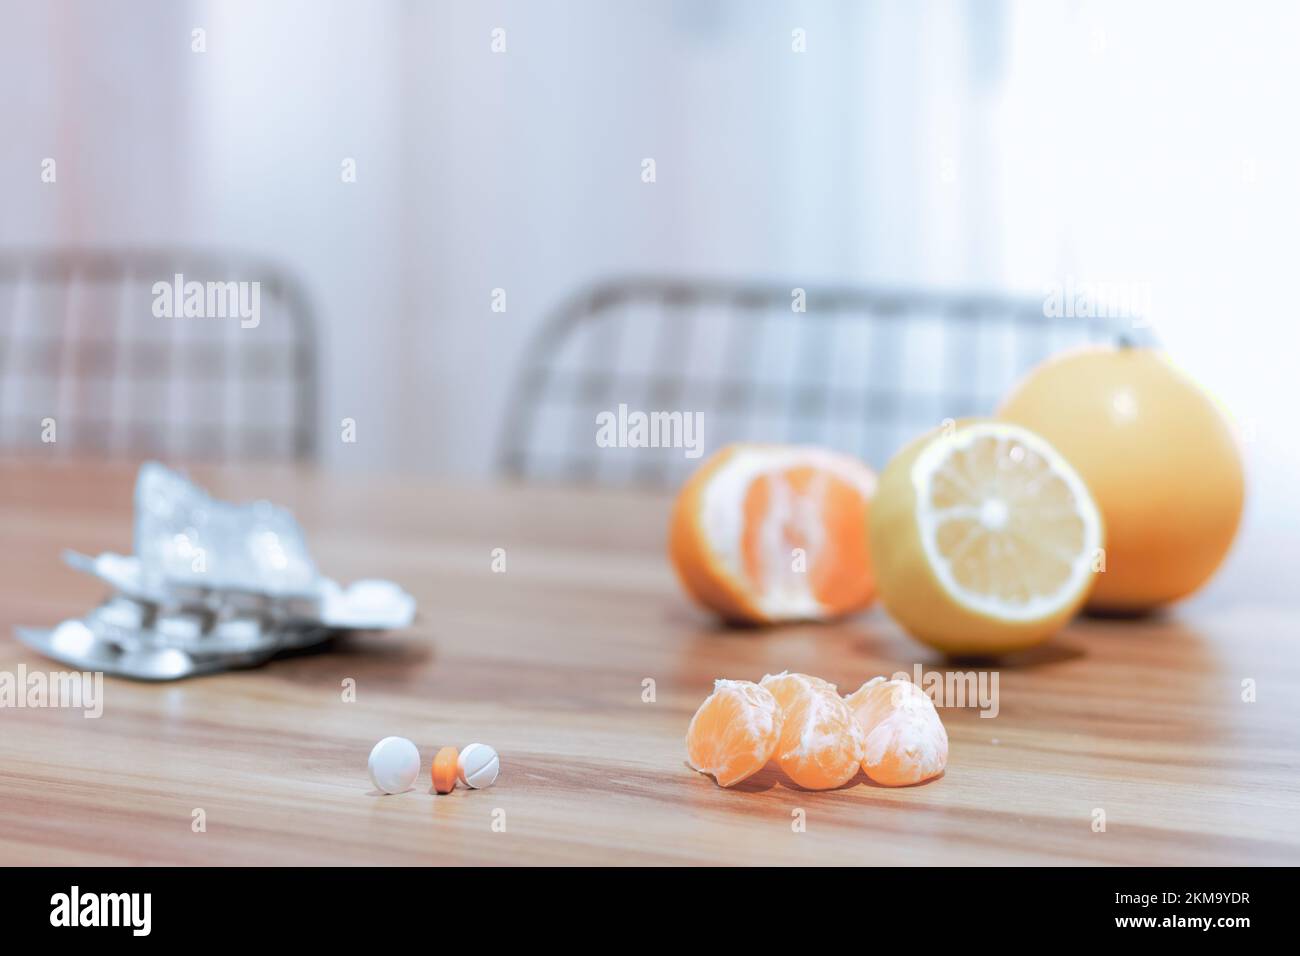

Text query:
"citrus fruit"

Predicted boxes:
[[685, 679, 783, 787], [844, 678, 948, 786], [999, 345, 1244, 612], [760, 672, 865, 790], [869, 420, 1103, 654], [669, 444, 877, 624]]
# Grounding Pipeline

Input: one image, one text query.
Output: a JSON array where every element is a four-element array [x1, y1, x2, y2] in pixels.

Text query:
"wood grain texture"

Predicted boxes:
[[1, 458, 1297, 866]]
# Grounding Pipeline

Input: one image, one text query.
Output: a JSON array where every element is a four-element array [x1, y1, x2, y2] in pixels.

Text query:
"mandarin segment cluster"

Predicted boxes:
[[686, 672, 948, 790]]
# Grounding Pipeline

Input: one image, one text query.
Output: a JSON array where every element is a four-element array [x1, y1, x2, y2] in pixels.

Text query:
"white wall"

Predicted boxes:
[[2, 0, 1295, 530], [394, 0, 987, 471], [995, 0, 1300, 531]]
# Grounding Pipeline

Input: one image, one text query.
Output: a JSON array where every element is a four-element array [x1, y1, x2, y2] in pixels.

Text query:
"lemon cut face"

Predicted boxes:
[[910, 423, 1102, 622]]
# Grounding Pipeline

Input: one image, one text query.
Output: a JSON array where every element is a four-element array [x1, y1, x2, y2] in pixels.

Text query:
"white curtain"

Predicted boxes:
[[5, 0, 1296, 536]]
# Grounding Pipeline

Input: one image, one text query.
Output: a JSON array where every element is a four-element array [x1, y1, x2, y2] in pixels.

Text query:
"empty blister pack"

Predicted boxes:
[[16, 463, 416, 680]]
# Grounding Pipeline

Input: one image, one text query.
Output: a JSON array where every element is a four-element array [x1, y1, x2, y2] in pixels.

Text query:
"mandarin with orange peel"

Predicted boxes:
[[669, 444, 877, 624]]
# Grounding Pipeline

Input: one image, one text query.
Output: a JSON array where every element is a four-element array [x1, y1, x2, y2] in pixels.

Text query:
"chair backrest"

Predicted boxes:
[[499, 278, 1146, 488], [0, 248, 318, 461]]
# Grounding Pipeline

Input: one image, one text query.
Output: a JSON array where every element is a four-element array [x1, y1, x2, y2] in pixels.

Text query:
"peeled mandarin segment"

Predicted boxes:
[[845, 679, 948, 787], [760, 672, 864, 790], [685, 679, 783, 788], [870, 419, 1103, 654], [844, 678, 935, 738], [842, 676, 891, 730], [669, 444, 877, 624], [862, 714, 948, 787], [806, 471, 877, 610], [760, 670, 836, 710], [432, 746, 459, 794]]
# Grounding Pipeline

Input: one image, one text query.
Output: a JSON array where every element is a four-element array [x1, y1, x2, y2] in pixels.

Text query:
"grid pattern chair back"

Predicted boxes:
[[0, 249, 318, 461], [499, 278, 1147, 488]]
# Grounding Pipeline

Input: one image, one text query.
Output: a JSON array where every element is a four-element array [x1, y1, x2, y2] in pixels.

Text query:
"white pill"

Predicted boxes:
[[368, 736, 420, 794], [456, 743, 500, 789]]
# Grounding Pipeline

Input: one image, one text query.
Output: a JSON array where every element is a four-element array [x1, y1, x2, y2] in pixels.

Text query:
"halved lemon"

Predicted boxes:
[[669, 444, 877, 624], [869, 420, 1103, 654]]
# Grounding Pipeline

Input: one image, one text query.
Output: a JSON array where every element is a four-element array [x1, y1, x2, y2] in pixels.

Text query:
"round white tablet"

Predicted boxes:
[[456, 743, 500, 789], [368, 736, 420, 794]]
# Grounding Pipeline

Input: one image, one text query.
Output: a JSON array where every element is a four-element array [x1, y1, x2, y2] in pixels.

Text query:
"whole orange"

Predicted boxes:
[[999, 345, 1244, 612]]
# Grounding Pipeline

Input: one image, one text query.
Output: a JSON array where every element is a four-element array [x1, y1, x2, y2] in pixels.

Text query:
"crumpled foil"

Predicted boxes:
[[16, 462, 416, 681], [134, 462, 318, 596]]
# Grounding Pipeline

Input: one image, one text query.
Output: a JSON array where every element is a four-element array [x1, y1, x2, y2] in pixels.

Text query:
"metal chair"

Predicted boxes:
[[0, 249, 318, 461], [499, 277, 1146, 488]]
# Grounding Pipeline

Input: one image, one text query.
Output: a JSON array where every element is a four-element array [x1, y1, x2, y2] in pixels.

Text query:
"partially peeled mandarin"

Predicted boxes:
[[669, 444, 877, 624]]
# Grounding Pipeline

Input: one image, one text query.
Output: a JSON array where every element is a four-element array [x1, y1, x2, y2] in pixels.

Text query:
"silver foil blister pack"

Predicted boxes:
[[16, 463, 416, 681]]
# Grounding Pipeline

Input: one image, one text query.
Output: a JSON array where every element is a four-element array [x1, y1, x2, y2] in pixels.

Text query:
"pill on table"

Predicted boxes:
[[457, 743, 500, 789], [368, 736, 420, 794], [432, 746, 459, 794]]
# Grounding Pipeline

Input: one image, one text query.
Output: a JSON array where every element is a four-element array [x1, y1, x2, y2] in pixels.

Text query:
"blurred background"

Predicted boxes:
[[2, 0, 1297, 532]]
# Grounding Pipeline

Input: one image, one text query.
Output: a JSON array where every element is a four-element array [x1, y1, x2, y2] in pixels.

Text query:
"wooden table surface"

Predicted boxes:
[[1, 458, 1297, 866]]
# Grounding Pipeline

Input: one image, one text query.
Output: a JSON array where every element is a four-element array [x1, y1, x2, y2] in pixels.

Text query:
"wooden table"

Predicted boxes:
[[1, 458, 1296, 865]]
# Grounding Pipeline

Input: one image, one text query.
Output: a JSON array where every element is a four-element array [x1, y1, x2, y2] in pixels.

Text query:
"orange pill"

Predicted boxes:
[[432, 746, 459, 794]]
